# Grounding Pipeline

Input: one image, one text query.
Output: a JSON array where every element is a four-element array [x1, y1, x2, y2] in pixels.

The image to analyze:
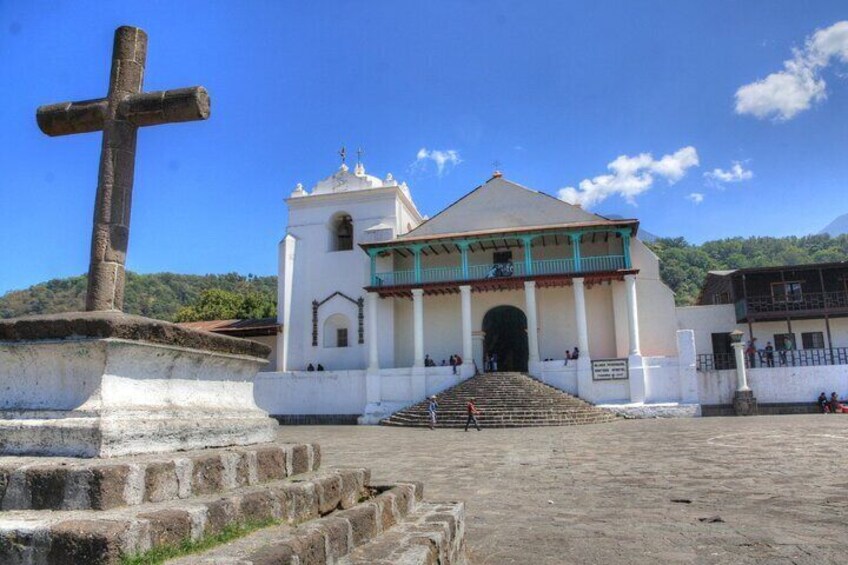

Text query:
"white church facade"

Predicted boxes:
[[263, 162, 710, 422]]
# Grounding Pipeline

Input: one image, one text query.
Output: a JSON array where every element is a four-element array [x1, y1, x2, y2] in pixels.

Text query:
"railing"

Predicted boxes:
[[739, 291, 848, 317], [697, 347, 848, 371], [373, 254, 626, 287]]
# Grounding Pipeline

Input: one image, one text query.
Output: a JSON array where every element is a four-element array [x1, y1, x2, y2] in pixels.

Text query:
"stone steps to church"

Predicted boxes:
[[169, 486, 465, 565], [382, 372, 617, 428], [0, 457, 468, 564], [0, 442, 319, 512]]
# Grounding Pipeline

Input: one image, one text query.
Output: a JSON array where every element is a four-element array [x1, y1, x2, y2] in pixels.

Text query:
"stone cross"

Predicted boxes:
[[36, 26, 211, 312]]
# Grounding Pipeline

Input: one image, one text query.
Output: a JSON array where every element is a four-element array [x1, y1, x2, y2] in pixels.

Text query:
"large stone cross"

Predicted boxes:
[[37, 26, 210, 312]]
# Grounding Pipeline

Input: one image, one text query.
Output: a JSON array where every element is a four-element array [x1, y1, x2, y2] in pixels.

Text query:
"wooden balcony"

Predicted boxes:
[[735, 291, 848, 322]]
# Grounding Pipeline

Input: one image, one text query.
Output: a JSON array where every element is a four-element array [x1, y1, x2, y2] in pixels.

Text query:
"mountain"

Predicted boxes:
[[0, 272, 277, 321], [820, 213, 848, 236]]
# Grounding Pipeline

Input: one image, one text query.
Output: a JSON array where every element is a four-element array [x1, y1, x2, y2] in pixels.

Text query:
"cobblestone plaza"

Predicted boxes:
[[286, 415, 847, 564]]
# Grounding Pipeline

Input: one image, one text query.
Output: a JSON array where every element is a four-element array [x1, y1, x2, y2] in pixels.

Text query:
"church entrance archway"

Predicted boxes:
[[482, 305, 528, 372]]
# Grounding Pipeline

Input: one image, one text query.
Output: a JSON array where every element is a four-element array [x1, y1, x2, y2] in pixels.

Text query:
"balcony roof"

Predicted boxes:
[[360, 219, 638, 250]]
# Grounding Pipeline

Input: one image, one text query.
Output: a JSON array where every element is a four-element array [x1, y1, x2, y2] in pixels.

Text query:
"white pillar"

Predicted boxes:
[[367, 292, 380, 372], [524, 281, 540, 365], [460, 285, 473, 369], [412, 288, 424, 368], [624, 274, 641, 356], [732, 342, 750, 392], [572, 277, 590, 355]]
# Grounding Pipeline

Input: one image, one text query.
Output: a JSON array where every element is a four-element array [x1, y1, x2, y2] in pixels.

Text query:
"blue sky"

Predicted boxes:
[[1, 1, 847, 294]]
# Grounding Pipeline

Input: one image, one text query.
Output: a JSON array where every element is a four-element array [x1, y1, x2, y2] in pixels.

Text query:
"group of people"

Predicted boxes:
[[745, 337, 794, 368], [428, 395, 481, 431], [424, 354, 464, 374], [817, 392, 846, 414], [305, 363, 325, 372]]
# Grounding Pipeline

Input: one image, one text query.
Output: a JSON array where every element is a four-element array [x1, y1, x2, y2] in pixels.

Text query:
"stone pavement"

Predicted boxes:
[[279, 415, 848, 564]]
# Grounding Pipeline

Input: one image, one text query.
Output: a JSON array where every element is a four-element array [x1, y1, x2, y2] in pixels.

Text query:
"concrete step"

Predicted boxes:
[[0, 442, 320, 512], [0, 467, 369, 564]]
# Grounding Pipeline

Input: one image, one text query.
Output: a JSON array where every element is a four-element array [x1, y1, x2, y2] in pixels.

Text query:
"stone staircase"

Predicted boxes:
[[382, 372, 619, 428], [0, 443, 466, 564]]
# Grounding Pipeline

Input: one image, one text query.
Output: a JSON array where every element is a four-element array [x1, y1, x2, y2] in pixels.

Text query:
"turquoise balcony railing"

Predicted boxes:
[[373, 254, 626, 287]]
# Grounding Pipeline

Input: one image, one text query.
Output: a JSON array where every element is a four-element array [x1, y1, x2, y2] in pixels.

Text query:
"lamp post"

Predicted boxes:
[[730, 329, 758, 415]]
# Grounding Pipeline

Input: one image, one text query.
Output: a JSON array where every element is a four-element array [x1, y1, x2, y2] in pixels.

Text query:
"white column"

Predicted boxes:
[[732, 342, 750, 392], [524, 281, 540, 365], [624, 274, 641, 356], [572, 277, 590, 355], [460, 285, 473, 368], [412, 288, 424, 368], [367, 292, 380, 372]]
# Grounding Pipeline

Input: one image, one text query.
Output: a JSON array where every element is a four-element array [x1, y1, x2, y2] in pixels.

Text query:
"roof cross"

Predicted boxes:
[[37, 26, 211, 312]]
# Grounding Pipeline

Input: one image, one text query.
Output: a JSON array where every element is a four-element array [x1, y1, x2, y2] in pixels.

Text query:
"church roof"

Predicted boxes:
[[386, 176, 636, 243]]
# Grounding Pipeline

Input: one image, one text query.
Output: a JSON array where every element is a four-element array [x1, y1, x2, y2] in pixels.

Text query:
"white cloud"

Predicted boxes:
[[687, 192, 704, 204], [704, 162, 754, 184], [557, 146, 699, 208], [413, 148, 462, 176], [735, 21, 848, 120]]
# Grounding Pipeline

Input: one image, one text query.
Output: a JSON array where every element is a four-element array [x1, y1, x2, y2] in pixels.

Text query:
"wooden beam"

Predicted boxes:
[[428, 245, 439, 255], [442, 244, 451, 254], [396, 249, 408, 258]]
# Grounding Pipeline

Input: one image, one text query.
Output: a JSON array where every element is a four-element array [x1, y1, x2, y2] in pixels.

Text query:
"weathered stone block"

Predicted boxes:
[[205, 497, 239, 536], [27, 467, 67, 510], [191, 454, 224, 495], [255, 446, 286, 482], [139, 509, 193, 547], [315, 474, 342, 515], [337, 502, 379, 545], [47, 520, 128, 565], [285, 482, 318, 523], [291, 444, 309, 475], [89, 465, 131, 510], [239, 491, 281, 522], [144, 461, 178, 503]]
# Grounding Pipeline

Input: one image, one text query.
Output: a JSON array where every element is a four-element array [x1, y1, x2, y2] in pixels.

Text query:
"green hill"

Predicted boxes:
[[648, 234, 848, 305], [0, 272, 276, 321], [2, 234, 847, 319]]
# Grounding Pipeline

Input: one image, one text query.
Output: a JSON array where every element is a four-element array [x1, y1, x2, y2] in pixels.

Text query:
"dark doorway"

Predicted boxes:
[[710, 332, 734, 370], [483, 306, 529, 372]]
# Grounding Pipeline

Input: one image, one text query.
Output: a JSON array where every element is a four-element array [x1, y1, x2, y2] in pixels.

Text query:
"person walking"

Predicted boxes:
[[465, 397, 481, 431], [428, 395, 438, 430], [449, 355, 457, 375]]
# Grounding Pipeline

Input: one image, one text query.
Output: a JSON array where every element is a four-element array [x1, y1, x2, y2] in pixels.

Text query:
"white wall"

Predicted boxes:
[[255, 371, 367, 415], [676, 304, 736, 355], [698, 365, 848, 405]]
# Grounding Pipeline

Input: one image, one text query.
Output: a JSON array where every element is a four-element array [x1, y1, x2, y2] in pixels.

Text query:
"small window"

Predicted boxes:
[[773, 333, 796, 350], [712, 292, 730, 305], [771, 281, 802, 303], [331, 214, 353, 251], [801, 332, 825, 349], [336, 328, 349, 348]]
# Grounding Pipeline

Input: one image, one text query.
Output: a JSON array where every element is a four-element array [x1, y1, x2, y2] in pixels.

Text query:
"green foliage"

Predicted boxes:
[[120, 518, 279, 565], [174, 288, 276, 322], [0, 272, 276, 322], [648, 234, 848, 305]]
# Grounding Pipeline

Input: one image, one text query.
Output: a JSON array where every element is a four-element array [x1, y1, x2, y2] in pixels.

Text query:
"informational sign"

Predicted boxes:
[[592, 358, 629, 381]]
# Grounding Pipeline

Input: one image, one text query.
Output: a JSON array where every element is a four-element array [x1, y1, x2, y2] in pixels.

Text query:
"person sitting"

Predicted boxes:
[[829, 392, 844, 414], [572, 347, 580, 360], [316, 364, 324, 371], [306, 363, 315, 372], [818, 392, 829, 413], [424, 354, 433, 367]]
